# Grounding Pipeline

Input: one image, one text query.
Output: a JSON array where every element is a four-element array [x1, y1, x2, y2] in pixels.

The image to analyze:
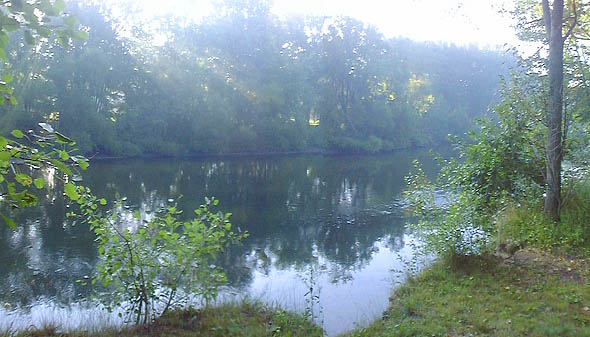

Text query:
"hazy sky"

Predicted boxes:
[[272, 0, 517, 47], [135, 0, 518, 47]]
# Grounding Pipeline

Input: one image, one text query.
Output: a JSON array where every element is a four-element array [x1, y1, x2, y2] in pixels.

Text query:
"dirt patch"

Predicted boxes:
[[498, 248, 590, 283]]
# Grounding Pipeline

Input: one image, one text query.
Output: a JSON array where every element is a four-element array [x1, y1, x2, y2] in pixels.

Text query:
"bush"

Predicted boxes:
[[404, 161, 496, 263], [327, 136, 386, 153], [403, 74, 547, 262], [72, 192, 247, 324]]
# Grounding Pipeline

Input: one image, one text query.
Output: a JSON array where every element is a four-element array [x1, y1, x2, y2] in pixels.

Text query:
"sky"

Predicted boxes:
[[271, 0, 518, 47], [131, 0, 519, 48]]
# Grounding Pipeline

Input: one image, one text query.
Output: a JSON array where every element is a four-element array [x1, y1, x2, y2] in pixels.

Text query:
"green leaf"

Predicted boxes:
[[51, 159, 72, 176], [34, 178, 45, 189], [36, 27, 51, 38], [1, 214, 16, 230], [9, 96, 17, 105], [73, 30, 89, 40], [0, 33, 9, 49], [1, 74, 12, 83], [0, 151, 9, 161], [57, 34, 66, 48], [15, 173, 32, 187], [99, 198, 107, 206], [78, 159, 89, 170], [54, 0, 66, 13], [64, 15, 78, 27], [11, 130, 23, 139], [59, 150, 69, 161], [64, 182, 79, 201], [55, 132, 75, 145]]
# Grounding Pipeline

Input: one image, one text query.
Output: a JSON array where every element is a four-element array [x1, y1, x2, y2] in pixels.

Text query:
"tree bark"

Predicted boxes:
[[542, 0, 565, 220]]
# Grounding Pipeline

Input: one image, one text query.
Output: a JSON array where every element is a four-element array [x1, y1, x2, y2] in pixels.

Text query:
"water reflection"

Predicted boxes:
[[0, 151, 439, 335]]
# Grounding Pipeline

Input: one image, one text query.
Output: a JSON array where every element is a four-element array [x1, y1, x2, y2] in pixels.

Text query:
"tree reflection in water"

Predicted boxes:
[[0, 150, 441, 334]]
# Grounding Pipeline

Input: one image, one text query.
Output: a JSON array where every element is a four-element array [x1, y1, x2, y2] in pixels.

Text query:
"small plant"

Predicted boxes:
[[71, 192, 247, 325], [302, 263, 323, 324]]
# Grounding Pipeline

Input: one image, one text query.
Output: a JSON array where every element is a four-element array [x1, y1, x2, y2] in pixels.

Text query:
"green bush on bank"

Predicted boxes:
[[404, 71, 590, 262], [68, 191, 248, 326]]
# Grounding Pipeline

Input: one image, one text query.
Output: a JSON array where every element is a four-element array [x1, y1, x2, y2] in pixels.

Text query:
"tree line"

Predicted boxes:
[[0, 0, 510, 157]]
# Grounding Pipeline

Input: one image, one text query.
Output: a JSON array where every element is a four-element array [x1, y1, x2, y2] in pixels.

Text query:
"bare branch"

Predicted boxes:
[[564, 0, 578, 41], [521, 17, 544, 27]]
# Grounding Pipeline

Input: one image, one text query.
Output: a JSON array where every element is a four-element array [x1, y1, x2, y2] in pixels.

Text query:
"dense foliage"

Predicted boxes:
[[404, 52, 590, 261], [404, 73, 550, 260], [0, 0, 510, 157]]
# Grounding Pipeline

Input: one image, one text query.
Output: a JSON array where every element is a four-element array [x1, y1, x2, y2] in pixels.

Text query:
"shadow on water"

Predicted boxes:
[[0, 149, 443, 335]]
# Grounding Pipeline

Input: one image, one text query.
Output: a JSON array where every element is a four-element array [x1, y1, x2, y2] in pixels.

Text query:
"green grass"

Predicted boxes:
[[498, 179, 590, 253], [3, 301, 323, 337], [347, 179, 590, 337], [346, 252, 590, 337]]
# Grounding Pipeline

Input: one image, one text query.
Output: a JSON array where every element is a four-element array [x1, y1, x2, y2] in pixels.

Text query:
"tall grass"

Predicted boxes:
[[498, 179, 590, 253]]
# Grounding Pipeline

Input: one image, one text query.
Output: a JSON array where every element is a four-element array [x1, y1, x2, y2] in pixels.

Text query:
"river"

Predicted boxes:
[[0, 150, 440, 336]]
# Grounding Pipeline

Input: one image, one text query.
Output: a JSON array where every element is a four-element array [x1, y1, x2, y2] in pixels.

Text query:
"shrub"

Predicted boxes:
[[72, 192, 247, 324], [404, 161, 496, 263], [403, 74, 547, 262]]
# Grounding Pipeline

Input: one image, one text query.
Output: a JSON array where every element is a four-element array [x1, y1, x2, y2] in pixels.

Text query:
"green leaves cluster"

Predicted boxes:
[[74, 194, 247, 325], [0, 0, 87, 104], [0, 123, 88, 229], [443, 75, 547, 211]]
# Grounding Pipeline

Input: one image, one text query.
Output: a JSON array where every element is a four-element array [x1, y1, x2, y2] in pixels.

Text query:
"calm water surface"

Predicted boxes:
[[0, 150, 439, 336]]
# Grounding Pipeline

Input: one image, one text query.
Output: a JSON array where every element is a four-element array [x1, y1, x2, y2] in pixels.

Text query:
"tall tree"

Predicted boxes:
[[542, 0, 577, 219]]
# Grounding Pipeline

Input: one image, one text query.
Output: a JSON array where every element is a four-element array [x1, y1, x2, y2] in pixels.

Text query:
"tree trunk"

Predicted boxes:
[[543, 0, 565, 220]]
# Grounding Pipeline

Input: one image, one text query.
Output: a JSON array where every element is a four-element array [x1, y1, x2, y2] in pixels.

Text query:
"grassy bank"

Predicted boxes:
[[347, 251, 590, 337], [348, 178, 590, 337], [4, 301, 323, 337], [7, 183, 590, 337]]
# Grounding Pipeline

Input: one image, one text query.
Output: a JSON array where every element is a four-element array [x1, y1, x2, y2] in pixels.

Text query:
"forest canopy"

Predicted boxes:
[[1, 0, 511, 156]]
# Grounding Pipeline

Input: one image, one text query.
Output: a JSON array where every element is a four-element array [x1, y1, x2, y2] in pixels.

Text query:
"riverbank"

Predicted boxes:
[[9, 249, 590, 337], [86, 144, 438, 161], [6, 175, 588, 337], [345, 178, 590, 336], [3, 301, 323, 337], [345, 249, 590, 337]]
